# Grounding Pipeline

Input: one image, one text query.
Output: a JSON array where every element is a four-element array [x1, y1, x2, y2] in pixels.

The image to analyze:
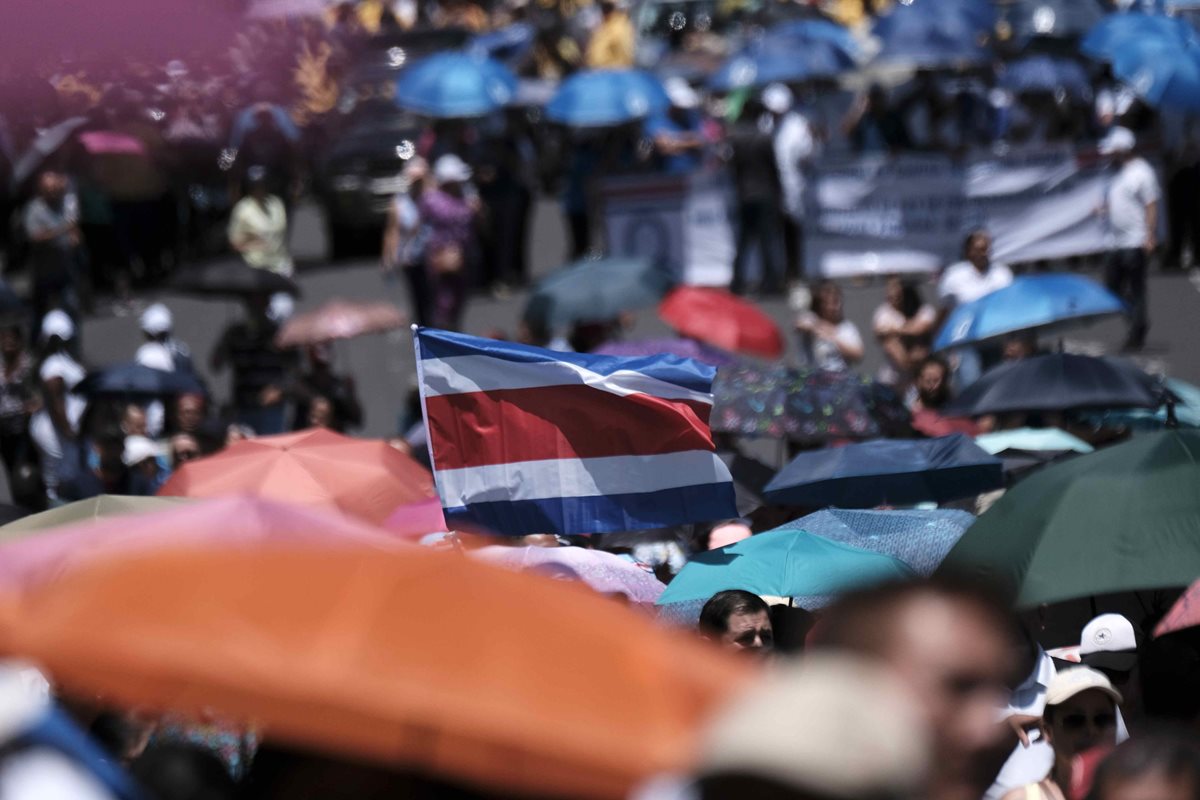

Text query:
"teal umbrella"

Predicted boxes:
[[974, 428, 1094, 456], [938, 429, 1200, 608], [656, 528, 916, 606], [523, 257, 674, 328]]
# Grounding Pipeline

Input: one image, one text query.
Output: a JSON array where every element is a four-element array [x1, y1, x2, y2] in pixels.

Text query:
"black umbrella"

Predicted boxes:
[[78, 362, 205, 398], [717, 450, 776, 516], [11, 116, 88, 188], [169, 261, 300, 298], [944, 353, 1165, 417]]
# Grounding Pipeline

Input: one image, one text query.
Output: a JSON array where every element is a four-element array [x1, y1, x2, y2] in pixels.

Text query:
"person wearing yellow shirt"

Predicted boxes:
[[585, 0, 636, 69]]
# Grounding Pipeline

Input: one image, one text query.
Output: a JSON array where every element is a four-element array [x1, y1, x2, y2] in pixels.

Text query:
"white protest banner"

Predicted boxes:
[[804, 146, 1118, 279]]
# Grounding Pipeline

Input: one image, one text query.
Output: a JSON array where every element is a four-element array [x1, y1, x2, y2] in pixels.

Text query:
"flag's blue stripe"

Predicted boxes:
[[443, 481, 738, 536], [417, 327, 715, 394]]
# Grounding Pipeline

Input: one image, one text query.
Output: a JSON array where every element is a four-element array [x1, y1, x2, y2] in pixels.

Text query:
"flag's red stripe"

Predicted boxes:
[[425, 384, 714, 470]]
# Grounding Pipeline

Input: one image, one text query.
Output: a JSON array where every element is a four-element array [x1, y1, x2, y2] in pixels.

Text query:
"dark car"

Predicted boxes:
[[314, 28, 471, 257]]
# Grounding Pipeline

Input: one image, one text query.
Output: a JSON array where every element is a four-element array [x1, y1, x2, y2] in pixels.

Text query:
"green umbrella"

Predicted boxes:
[[938, 430, 1200, 608], [656, 527, 916, 606], [0, 495, 192, 542]]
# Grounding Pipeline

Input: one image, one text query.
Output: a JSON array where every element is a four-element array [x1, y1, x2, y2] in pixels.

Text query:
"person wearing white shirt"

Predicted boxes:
[[1099, 127, 1160, 351], [796, 281, 863, 372], [937, 229, 1014, 387], [762, 83, 817, 284]]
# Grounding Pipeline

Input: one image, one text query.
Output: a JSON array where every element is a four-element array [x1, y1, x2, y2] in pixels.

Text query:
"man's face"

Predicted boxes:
[[967, 235, 991, 268], [883, 597, 1014, 800], [719, 610, 773, 654], [1046, 689, 1117, 760], [176, 395, 204, 432]]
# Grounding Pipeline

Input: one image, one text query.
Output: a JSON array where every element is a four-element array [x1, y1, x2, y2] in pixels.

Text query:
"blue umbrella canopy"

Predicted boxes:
[[1082, 12, 1199, 62], [394, 53, 517, 118], [522, 257, 674, 328], [764, 19, 861, 61], [78, 362, 204, 398], [934, 274, 1125, 352], [1002, 0, 1107, 43], [469, 23, 535, 65], [872, 0, 996, 67], [771, 507, 976, 577], [1109, 35, 1200, 111], [546, 70, 669, 127], [656, 527, 916, 606], [710, 40, 854, 91], [763, 434, 1004, 508], [1000, 56, 1092, 98]]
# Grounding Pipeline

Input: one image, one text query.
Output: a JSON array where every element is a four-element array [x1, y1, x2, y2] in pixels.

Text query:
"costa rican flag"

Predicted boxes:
[[414, 327, 738, 536]]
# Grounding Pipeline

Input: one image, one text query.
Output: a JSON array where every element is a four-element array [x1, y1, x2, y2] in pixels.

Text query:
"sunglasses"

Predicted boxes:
[[1060, 713, 1116, 731]]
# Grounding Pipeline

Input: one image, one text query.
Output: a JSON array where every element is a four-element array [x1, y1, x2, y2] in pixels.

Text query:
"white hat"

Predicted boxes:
[[1079, 613, 1139, 671], [1046, 666, 1123, 708], [434, 154, 472, 185], [267, 292, 295, 324], [140, 303, 173, 335], [761, 82, 794, 115], [122, 435, 166, 467], [664, 77, 700, 110], [700, 654, 931, 799], [40, 310, 74, 342], [1099, 126, 1136, 155]]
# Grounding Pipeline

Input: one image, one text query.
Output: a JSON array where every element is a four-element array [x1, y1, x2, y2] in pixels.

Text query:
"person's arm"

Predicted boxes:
[[832, 323, 864, 363], [1145, 198, 1159, 253], [381, 202, 401, 271], [43, 376, 74, 440], [210, 329, 230, 373], [338, 376, 364, 428]]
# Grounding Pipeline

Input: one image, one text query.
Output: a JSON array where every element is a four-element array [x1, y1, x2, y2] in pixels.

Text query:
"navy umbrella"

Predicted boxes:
[[763, 434, 1004, 508], [943, 353, 1165, 417], [872, 0, 995, 68], [78, 362, 205, 398], [1000, 56, 1091, 98]]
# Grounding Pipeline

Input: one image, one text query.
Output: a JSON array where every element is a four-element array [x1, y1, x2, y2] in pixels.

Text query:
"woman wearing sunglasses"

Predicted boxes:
[[1004, 667, 1123, 800]]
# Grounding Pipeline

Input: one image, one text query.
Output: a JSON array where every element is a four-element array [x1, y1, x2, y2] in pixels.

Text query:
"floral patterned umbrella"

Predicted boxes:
[[711, 363, 911, 443]]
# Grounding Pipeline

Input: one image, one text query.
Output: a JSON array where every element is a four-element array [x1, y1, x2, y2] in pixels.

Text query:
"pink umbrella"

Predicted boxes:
[[382, 496, 448, 539], [275, 299, 406, 348], [78, 131, 147, 156], [473, 545, 665, 604], [0, 495, 404, 593], [1154, 578, 1200, 638]]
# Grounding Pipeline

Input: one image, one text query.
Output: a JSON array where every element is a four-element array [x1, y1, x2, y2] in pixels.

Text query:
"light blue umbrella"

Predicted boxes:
[[394, 53, 517, 118], [1082, 12, 1198, 63], [710, 38, 854, 91], [656, 527, 915, 606], [1079, 378, 1200, 430], [934, 274, 1125, 352], [975, 428, 1095, 456], [772, 508, 976, 577], [872, 0, 995, 67], [1109, 36, 1200, 111], [546, 70, 669, 127], [469, 23, 535, 65]]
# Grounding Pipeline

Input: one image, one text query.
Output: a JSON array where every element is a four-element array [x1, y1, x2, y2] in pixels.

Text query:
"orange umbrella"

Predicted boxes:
[[275, 298, 406, 348], [157, 428, 435, 525], [4, 543, 751, 799], [658, 287, 784, 359]]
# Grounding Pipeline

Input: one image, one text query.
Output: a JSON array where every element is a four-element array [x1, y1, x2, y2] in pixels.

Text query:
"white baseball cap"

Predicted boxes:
[[1046, 666, 1123, 708], [1099, 126, 1136, 155], [40, 310, 74, 342], [140, 303, 173, 335], [434, 154, 472, 185], [122, 435, 166, 467], [1079, 613, 1139, 671], [761, 83, 794, 115], [664, 77, 700, 110]]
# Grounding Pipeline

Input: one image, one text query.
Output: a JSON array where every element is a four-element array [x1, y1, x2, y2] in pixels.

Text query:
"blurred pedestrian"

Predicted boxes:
[[762, 83, 815, 284], [584, 0, 635, 69], [796, 281, 863, 371], [874, 276, 937, 400], [136, 303, 194, 374], [1098, 128, 1160, 352], [382, 158, 430, 325], [210, 295, 297, 436], [647, 78, 707, 176], [169, 392, 221, 454], [697, 589, 774, 656], [420, 155, 479, 330], [122, 435, 170, 495], [29, 310, 86, 504], [1089, 729, 1200, 800], [0, 325, 34, 498], [229, 165, 293, 278], [23, 170, 81, 332], [842, 84, 912, 154], [909, 355, 981, 437], [292, 345, 362, 433], [939, 229, 1013, 387], [728, 99, 784, 296]]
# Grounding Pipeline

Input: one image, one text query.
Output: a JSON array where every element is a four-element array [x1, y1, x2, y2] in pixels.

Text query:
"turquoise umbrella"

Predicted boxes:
[[975, 428, 1094, 456], [656, 528, 915, 606]]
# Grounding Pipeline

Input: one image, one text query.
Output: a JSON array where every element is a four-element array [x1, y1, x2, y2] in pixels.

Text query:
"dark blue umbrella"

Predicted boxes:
[[394, 53, 517, 118], [1000, 56, 1092, 98], [78, 362, 204, 398], [872, 0, 995, 67], [546, 70, 669, 127], [943, 353, 1165, 416], [1003, 0, 1106, 43], [763, 434, 1004, 508], [522, 257, 674, 328], [764, 19, 861, 61], [710, 40, 854, 91], [771, 508, 976, 577], [934, 274, 1125, 352]]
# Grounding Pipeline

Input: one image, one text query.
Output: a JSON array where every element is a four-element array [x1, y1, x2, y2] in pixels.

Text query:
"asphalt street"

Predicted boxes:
[[78, 198, 1200, 444]]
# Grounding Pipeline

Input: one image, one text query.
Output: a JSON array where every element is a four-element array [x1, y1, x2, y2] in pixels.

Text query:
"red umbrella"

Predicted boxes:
[[658, 287, 784, 359], [1154, 578, 1200, 638], [275, 299, 406, 348], [158, 428, 436, 525]]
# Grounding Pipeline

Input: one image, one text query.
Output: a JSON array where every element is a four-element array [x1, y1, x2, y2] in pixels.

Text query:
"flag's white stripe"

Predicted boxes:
[[434, 451, 733, 505], [421, 354, 714, 405]]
